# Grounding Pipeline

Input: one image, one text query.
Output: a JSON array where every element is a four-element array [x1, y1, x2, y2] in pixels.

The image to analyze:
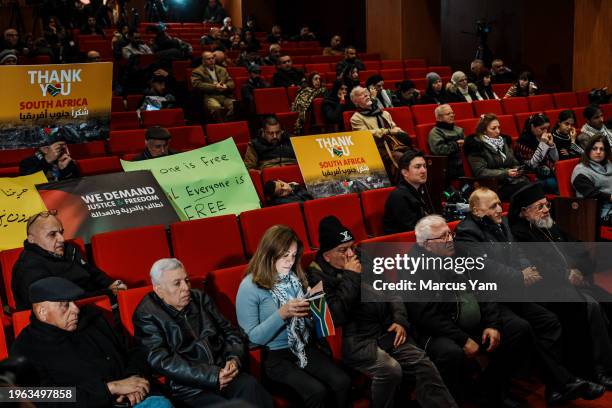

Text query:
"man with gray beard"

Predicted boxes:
[[509, 183, 612, 389]]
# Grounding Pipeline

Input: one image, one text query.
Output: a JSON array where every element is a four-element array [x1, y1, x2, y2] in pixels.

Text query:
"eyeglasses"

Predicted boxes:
[[26, 209, 58, 232], [426, 231, 455, 242], [524, 201, 551, 212]]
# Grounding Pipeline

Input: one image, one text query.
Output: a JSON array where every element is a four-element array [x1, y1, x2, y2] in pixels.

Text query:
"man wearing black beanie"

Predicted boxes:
[[307, 216, 457, 408]]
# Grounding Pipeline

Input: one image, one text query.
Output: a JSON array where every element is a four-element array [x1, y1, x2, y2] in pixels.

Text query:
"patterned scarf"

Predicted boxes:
[[482, 135, 507, 160], [291, 86, 326, 135], [270, 271, 310, 368]]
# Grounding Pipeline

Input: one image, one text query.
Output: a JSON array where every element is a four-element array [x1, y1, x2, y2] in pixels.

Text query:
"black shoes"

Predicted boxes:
[[546, 378, 605, 406]]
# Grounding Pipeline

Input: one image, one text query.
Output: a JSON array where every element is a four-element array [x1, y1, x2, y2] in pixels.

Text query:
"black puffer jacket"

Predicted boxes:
[[463, 133, 527, 185], [12, 241, 113, 311], [133, 290, 247, 400], [383, 180, 435, 234]]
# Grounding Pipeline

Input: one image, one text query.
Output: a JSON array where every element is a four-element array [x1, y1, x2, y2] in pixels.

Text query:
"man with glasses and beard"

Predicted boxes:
[[509, 183, 612, 389], [243, 115, 297, 170], [12, 211, 125, 311]]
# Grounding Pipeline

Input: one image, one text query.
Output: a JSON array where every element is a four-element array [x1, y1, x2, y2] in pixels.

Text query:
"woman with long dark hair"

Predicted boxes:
[[504, 71, 538, 98], [476, 69, 499, 100], [236, 225, 351, 408], [552, 110, 583, 160]]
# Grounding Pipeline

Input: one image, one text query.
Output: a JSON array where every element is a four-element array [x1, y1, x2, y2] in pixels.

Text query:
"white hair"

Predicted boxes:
[[415, 215, 448, 244], [434, 104, 451, 120], [269, 43, 280, 52], [350, 86, 366, 104], [223, 17, 231, 24], [150, 258, 184, 285]]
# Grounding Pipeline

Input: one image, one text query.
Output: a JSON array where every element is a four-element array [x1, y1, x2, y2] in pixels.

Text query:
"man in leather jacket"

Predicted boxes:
[[133, 258, 273, 407]]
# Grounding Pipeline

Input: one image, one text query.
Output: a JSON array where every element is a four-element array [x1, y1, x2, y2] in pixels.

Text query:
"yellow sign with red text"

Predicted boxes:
[[0, 63, 112, 149], [291, 131, 390, 198]]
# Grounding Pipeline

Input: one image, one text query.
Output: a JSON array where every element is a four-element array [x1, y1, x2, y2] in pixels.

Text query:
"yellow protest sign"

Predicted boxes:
[[291, 131, 391, 198], [0, 171, 48, 250], [0, 63, 112, 149]]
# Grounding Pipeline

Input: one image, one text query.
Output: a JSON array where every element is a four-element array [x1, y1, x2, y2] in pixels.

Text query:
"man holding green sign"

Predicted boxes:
[[122, 139, 261, 220]]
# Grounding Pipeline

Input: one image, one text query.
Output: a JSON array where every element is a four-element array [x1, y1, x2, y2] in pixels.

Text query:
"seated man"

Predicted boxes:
[[428, 104, 465, 181], [323, 35, 343, 56], [121, 31, 153, 60], [243, 115, 297, 170], [350, 86, 411, 179], [12, 211, 124, 311], [11, 277, 170, 407], [383, 150, 434, 234], [241, 64, 269, 110], [262, 43, 281, 66], [335, 45, 365, 76], [272, 54, 305, 87], [191, 51, 235, 122], [138, 75, 176, 113], [409, 215, 531, 405], [579, 104, 612, 146], [490, 59, 515, 84], [133, 258, 273, 407], [263, 179, 313, 206], [455, 187, 605, 405], [365, 74, 394, 109], [86, 50, 101, 62], [134, 126, 176, 161], [315, 219, 458, 408], [19, 135, 79, 181]]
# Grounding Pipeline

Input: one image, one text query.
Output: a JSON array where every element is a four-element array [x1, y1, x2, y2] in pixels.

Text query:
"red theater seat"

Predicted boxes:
[[403, 59, 427, 68], [359, 70, 379, 81], [415, 123, 435, 154], [249, 169, 264, 204], [240, 203, 311, 256], [528, 94, 554, 112], [380, 69, 404, 81], [575, 90, 590, 107], [555, 158, 580, 197], [305, 63, 332, 73], [0, 148, 35, 167], [168, 126, 206, 151], [496, 115, 520, 141], [384, 107, 415, 135], [405, 68, 427, 78], [359, 230, 416, 244], [286, 86, 300, 104], [448, 102, 474, 120], [361, 187, 395, 236], [411, 104, 437, 125], [381, 60, 403, 70], [492, 83, 512, 97], [112, 96, 125, 112], [227, 66, 247, 78], [426, 66, 452, 77], [254, 88, 290, 115], [303, 194, 367, 248], [109, 129, 145, 156], [126, 95, 143, 111], [343, 110, 356, 131], [472, 99, 503, 116], [117, 286, 153, 336], [363, 60, 381, 71], [170, 215, 246, 281], [91, 225, 171, 287], [0, 167, 19, 177], [501, 97, 529, 114], [141, 108, 185, 128], [111, 111, 140, 131], [454, 118, 479, 135], [205, 121, 250, 144], [206, 264, 248, 324], [76, 156, 122, 176], [276, 112, 299, 133], [261, 165, 305, 185], [69, 141, 107, 159], [514, 112, 536, 133], [553, 92, 578, 109], [0, 310, 7, 359], [171, 60, 191, 82]]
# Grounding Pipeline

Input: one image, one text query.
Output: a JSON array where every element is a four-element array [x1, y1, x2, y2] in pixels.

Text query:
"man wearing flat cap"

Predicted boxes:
[[133, 126, 176, 161], [11, 277, 172, 408], [19, 134, 79, 181], [509, 183, 612, 390], [12, 211, 124, 311], [307, 216, 458, 408]]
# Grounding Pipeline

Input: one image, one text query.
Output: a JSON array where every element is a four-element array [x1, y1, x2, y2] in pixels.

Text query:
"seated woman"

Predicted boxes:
[[340, 65, 360, 93], [322, 80, 351, 130], [476, 69, 500, 100], [291, 72, 326, 134], [464, 113, 530, 201], [445, 71, 483, 103], [514, 113, 559, 193], [571, 135, 612, 226], [236, 225, 351, 408], [552, 110, 584, 160], [504, 71, 538, 98], [420, 72, 447, 104]]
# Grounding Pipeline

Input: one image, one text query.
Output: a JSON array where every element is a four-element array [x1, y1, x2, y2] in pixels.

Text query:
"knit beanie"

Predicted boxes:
[[0, 49, 17, 64], [426, 72, 441, 87], [318, 216, 354, 253]]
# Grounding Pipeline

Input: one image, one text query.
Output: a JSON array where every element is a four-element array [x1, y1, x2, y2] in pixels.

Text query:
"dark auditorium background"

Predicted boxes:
[[1, 0, 609, 91]]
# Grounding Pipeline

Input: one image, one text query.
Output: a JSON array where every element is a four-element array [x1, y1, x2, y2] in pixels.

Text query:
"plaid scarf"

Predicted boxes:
[[482, 135, 507, 161]]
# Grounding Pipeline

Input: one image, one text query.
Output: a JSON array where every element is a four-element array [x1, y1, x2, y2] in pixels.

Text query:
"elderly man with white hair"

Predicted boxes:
[[349, 86, 412, 179], [428, 104, 465, 181], [133, 258, 273, 408], [407, 215, 532, 406]]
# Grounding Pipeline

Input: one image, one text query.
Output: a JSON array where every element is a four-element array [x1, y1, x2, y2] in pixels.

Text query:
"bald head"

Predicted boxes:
[[86, 50, 100, 62], [202, 51, 215, 68], [469, 188, 503, 224], [27, 214, 65, 256]]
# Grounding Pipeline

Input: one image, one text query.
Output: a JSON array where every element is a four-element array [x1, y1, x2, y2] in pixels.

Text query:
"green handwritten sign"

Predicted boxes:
[[121, 139, 260, 221]]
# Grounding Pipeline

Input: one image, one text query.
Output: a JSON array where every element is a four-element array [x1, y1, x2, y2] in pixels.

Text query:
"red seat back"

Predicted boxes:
[[426, 66, 452, 77], [411, 104, 437, 125], [0, 148, 36, 166], [528, 94, 554, 112], [454, 118, 479, 135], [361, 187, 395, 236], [496, 114, 520, 141], [117, 286, 153, 336], [141, 108, 185, 128], [109, 129, 145, 155], [555, 158, 580, 197], [205, 121, 250, 144], [303, 194, 367, 248], [472, 99, 503, 116], [69, 141, 107, 159], [167, 126, 207, 151], [359, 231, 416, 244], [384, 107, 415, 135], [305, 63, 332, 73], [112, 96, 125, 112], [206, 264, 248, 324], [363, 60, 381, 71], [492, 83, 512, 97], [126, 95, 143, 111], [514, 112, 537, 134], [76, 156, 122, 176], [575, 90, 590, 107], [501, 97, 529, 114], [254, 87, 290, 115], [448, 102, 474, 120], [404, 59, 427, 68], [111, 111, 140, 131], [91, 225, 171, 287], [553, 92, 578, 109], [240, 203, 311, 256], [415, 123, 435, 154], [380, 69, 404, 81], [381, 60, 403, 70], [261, 165, 305, 185], [343, 110, 356, 131], [405, 67, 428, 79], [170, 215, 246, 281]]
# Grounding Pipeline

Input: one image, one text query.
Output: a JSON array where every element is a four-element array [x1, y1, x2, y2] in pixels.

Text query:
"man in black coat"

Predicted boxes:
[[133, 258, 272, 408], [11, 277, 171, 408], [408, 215, 531, 405], [308, 216, 458, 408], [455, 187, 605, 405], [272, 54, 305, 88], [383, 150, 435, 234], [509, 183, 612, 389], [12, 211, 124, 311], [19, 135, 79, 181], [133, 126, 176, 161], [335, 46, 365, 76]]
